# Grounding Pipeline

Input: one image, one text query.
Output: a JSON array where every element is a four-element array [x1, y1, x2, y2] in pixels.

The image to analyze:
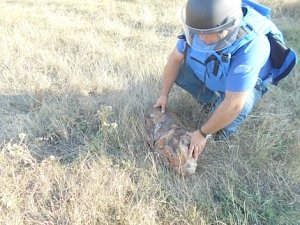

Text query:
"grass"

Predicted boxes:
[[0, 0, 299, 224]]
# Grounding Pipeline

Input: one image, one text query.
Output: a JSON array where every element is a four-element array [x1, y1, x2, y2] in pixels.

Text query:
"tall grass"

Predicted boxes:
[[0, 0, 299, 224]]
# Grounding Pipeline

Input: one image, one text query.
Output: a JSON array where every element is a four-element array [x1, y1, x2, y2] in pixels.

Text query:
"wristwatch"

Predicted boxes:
[[199, 128, 212, 139]]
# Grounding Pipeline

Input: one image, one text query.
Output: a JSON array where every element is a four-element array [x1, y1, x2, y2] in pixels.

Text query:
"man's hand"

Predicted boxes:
[[154, 48, 184, 114], [154, 95, 168, 113], [188, 130, 208, 160]]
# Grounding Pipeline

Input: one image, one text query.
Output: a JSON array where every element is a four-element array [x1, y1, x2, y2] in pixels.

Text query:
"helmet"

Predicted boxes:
[[181, 0, 243, 52]]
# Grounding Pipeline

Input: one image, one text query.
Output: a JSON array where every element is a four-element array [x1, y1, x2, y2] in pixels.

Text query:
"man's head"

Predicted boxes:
[[181, 0, 243, 52]]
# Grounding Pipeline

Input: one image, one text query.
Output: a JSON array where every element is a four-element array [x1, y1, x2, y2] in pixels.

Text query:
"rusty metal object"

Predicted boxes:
[[145, 107, 197, 175]]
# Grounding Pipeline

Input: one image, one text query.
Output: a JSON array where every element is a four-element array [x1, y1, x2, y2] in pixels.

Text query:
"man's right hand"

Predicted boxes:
[[154, 95, 168, 113]]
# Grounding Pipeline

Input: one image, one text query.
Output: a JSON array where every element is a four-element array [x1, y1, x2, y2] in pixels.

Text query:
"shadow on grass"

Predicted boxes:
[[0, 74, 162, 163], [0, 91, 102, 161]]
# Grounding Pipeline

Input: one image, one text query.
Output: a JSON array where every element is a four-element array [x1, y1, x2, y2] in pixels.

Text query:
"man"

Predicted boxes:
[[154, 0, 272, 160]]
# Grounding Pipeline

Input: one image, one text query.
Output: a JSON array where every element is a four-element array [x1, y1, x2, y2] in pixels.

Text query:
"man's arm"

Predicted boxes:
[[188, 91, 249, 160], [154, 48, 184, 112], [201, 91, 250, 135]]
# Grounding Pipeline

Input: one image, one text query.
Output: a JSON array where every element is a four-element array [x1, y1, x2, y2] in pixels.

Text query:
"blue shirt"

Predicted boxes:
[[176, 33, 271, 92]]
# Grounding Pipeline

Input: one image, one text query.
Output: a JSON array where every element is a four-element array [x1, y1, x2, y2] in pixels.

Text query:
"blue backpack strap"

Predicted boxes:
[[242, 0, 271, 18]]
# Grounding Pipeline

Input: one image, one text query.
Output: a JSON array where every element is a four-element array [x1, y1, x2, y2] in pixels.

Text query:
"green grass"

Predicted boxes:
[[0, 0, 299, 224]]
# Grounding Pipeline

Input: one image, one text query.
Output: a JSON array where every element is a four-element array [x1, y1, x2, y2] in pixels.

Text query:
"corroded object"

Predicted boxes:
[[145, 108, 197, 175]]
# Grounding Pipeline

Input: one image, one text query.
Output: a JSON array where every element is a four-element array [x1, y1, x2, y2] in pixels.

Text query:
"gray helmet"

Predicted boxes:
[[181, 0, 243, 52]]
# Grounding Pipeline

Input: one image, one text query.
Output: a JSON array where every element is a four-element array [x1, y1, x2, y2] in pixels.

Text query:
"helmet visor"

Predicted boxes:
[[181, 4, 242, 52]]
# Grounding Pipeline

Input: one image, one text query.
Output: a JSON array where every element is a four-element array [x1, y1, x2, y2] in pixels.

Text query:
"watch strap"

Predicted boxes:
[[199, 128, 210, 139]]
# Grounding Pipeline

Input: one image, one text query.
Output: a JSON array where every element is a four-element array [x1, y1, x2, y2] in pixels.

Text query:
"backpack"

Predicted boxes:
[[242, 0, 298, 85]]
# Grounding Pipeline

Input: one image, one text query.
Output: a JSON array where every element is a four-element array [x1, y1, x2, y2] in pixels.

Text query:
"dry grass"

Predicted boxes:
[[0, 0, 299, 224]]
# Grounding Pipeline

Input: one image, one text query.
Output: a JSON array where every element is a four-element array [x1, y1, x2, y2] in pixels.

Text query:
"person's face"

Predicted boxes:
[[198, 33, 220, 44]]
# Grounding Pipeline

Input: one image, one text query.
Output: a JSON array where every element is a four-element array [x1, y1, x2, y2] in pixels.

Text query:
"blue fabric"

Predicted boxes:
[[175, 64, 268, 135], [242, 0, 271, 18], [176, 39, 186, 54], [270, 48, 298, 85], [175, 63, 219, 104], [226, 33, 271, 92], [176, 33, 271, 93]]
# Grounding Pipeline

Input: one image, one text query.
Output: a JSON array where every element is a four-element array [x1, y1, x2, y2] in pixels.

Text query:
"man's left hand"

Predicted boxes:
[[188, 130, 207, 160]]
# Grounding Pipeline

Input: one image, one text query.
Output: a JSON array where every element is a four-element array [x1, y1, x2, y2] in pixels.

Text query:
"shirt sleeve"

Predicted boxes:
[[176, 39, 187, 54], [226, 34, 271, 92]]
